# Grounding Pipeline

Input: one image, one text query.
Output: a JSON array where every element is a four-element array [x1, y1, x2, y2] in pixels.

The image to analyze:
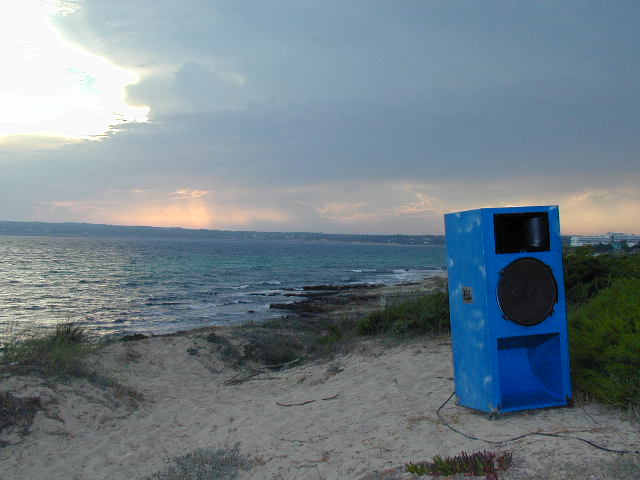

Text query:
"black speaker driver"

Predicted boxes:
[[498, 257, 558, 326]]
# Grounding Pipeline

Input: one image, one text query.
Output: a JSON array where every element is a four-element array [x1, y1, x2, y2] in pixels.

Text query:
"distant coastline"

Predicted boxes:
[[0, 220, 445, 246]]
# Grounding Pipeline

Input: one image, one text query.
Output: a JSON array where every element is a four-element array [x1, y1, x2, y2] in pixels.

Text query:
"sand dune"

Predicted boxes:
[[1, 329, 638, 480]]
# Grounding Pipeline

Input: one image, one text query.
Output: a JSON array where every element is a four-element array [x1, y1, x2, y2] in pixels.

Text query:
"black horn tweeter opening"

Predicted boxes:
[[498, 257, 558, 326]]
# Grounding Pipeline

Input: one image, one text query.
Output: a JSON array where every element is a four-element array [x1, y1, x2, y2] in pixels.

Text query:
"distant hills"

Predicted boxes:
[[0, 221, 445, 246]]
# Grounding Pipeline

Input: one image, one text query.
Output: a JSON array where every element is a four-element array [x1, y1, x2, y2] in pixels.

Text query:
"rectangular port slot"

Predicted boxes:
[[494, 212, 550, 254], [497, 333, 565, 411]]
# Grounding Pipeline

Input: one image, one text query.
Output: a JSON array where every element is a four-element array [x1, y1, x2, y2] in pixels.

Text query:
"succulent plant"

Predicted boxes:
[[406, 450, 513, 478]]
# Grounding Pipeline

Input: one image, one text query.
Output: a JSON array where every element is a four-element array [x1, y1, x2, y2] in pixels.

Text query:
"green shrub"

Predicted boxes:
[[563, 249, 640, 306], [357, 291, 449, 335], [569, 278, 640, 407]]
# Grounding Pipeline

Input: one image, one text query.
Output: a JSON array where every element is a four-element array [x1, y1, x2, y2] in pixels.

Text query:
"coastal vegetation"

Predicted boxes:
[[0, 321, 140, 402], [1, 322, 96, 377], [356, 291, 449, 335], [145, 444, 252, 480], [0, 321, 141, 445], [563, 246, 640, 306], [570, 278, 640, 407], [564, 248, 640, 409], [406, 450, 512, 477], [197, 310, 359, 371], [0, 391, 41, 447]]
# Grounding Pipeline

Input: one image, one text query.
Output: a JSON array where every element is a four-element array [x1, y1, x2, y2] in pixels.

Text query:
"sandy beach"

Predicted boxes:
[[1, 281, 638, 480]]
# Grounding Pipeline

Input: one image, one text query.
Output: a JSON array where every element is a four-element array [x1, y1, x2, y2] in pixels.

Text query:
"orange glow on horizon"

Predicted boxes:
[[107, 201, 213, 229], [105, 200, 289, 230]]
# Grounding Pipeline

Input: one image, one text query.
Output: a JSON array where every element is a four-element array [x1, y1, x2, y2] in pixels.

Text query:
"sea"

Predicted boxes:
[[0, 236, 446, 337]]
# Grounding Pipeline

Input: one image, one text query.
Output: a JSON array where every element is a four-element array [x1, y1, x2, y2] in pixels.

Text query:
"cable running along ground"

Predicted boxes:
[[436, 391, 639, 455]]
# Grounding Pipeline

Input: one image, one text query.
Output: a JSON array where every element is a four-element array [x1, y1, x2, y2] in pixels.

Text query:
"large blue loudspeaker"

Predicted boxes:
[[444, 206, 572, 414]]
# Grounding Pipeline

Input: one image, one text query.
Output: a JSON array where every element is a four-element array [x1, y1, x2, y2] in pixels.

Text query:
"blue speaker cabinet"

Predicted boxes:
[[444, 206, 572, 414]]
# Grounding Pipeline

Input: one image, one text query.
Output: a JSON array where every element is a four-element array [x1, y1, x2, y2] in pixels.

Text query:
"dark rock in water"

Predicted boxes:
[[302, 283, 379, 291], [269, 300, 328, 313], [120, 333, 148, 342], [269, 282, 384, 315], [269, 303, 294, 310]]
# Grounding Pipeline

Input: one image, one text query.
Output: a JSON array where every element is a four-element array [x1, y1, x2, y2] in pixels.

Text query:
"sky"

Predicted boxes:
[[0, 0, 638, 235]]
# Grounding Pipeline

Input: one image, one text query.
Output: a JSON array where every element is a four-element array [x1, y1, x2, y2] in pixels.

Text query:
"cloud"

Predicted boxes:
[[316, 202, 371, 222], [0, 134, 83, 151], [0, 1, 638, 235], [124, 60, 248, 116], [560, 187, 640, 235], [302, 178, 640, 234], [170, 189, 209, 200], [394, 186, 447, 216], [314, 184, 447, 225]]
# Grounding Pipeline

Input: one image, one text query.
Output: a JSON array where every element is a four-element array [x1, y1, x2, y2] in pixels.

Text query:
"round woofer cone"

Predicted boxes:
[[498, 257, 558, 326]]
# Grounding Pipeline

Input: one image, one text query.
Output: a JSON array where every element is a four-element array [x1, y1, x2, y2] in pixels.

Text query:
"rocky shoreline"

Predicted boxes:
[[266, 274, 448, 321]]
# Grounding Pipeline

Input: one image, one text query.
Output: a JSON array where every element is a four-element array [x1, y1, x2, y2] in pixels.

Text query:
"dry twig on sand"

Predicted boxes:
[[223, 357, 302, 385], [276, 393, 340, 407]]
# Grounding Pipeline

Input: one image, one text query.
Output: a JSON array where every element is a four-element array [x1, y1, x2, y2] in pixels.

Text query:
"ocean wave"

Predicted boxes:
[[222, 299, 254, 306], [186, 303, 217, 310], [354, 268, 444, 286]]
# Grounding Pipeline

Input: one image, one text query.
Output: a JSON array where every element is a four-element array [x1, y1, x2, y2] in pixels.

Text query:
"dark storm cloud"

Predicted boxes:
[[2, 0, 639, 233], [51, 0, 640, 176]]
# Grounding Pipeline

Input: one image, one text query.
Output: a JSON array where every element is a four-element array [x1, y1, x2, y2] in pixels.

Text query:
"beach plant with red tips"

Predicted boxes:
[[406, 450, 512, 478]]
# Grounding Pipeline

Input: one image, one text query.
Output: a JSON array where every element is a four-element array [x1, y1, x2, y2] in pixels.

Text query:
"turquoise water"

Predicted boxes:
[[0, 236, 446, 336]]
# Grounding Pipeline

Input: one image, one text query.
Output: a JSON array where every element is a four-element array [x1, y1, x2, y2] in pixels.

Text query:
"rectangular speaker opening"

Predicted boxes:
[[494, 212, 550, 254], [497, 333, 565, 411]]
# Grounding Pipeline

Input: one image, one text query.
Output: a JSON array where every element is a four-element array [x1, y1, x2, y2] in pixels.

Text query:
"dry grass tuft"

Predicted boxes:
[[1, 321, 97, 377], [1, 321, 142, 406], [145, 444, 253, 480], [0, 391, 43, 446]]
